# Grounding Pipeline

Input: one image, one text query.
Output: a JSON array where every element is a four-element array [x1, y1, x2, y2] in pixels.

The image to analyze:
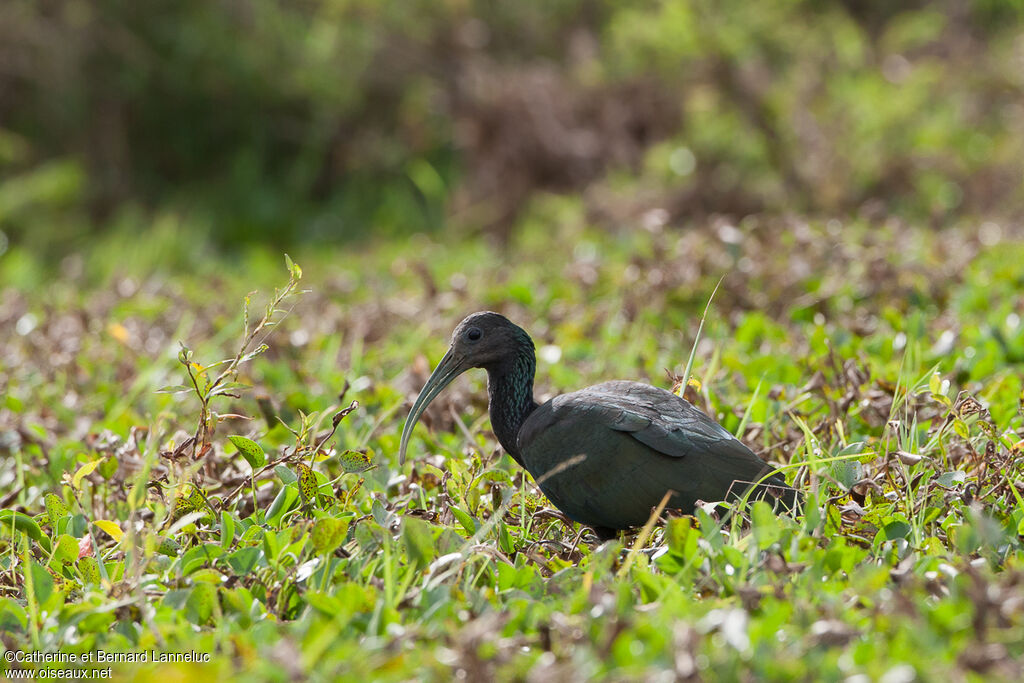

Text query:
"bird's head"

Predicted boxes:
[[398, 311, 533, 464]]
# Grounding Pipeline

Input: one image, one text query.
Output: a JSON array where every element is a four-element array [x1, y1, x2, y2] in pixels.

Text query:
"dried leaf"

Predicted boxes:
[[895, 451, 924, 465]]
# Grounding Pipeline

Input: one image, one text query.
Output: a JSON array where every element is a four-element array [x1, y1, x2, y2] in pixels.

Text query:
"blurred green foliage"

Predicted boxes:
[[1, 0, 1023, 255]]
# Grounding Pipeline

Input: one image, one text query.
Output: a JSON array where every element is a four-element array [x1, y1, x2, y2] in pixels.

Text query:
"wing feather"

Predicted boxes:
[[519, 381, 798, 529]]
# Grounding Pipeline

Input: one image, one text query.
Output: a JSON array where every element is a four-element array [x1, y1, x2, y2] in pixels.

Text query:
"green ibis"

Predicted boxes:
[[399, 312, 799, 538]]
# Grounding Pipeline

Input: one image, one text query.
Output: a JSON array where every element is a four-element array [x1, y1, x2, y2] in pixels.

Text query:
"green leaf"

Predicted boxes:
[[28, 562, 54, 606], [297, 463, 318, 507], [169, 495, 195, 523], [188, 485, 210, 513], [191, 568, 223, 585], [266, 485, 299, 527], [0, 597, 28, 632], [449, 506, 478, 536], [220, 512, 236, 550], [263, 529, 281, 562], [239, 344, 270, 363], [228, 435, 266, 468], [311, 517, 349, 555], [77, 556, 102, 585], [185, 582, 217, 625], [275, 465, 297, 485], [831, 459, 863, 490], [72, 458, 104, 489], [44, 494, 70, 523], [339, 449, 374, 474], [0, 510, 43, 541], [155, 385, 193, 395], [882, 520, 911, 541], [52, 534, 79, 565], [285, 253, 302, 280], [156, 535, 181, 557], [226, 547, 262, 575], [498, 520, 515, 554], [402, 517, 436, 568], [98, 456, 118, 480], [180, 544, 224, 575], [751, 501, 782, 549]]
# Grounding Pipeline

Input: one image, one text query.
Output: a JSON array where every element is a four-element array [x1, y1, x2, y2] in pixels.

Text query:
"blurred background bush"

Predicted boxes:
[[1, 0, 1022, 257]]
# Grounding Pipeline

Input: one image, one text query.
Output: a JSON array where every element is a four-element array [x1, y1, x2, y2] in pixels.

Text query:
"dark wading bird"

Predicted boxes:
[[399, 312, 799, 539]]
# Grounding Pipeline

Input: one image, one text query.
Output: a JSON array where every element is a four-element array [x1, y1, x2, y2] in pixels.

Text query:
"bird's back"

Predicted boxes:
[[518, 381, 795, 530]]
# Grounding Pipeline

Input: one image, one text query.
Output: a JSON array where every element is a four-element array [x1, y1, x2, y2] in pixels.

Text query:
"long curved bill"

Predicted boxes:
[[398, 347, 470, 465]]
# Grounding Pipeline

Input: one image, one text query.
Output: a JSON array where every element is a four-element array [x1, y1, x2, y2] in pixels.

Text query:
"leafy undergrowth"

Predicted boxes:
[[2, 213, 1024, 681]]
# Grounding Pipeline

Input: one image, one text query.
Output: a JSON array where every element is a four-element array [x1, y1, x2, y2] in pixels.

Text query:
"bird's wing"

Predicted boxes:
[[518, 381, 796, 529], [536, 381, 788, 499]]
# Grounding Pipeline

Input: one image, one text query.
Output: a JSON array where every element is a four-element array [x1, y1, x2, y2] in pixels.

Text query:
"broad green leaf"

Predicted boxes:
[[226, 547, 262, 575], [220, 512, 236, 549], [311, 517, 349, 555], [882, 520, 912, 541], [97, 456, 118, 479], [185, 582, 217, 625], [0, 597, 29, 632], [52, 534, 79, 565], [190, 568, 223, 585], [77, 556, 102, 585], [266, 485, 299, 527], [751, 501, 782, 549], [180, 544, 224, 575], [339, 449, 374, 474], [275, 465, 297, 486], [667, 516, 698, 559], [263, 529, 281, 562], [402, 517, 435, 568], [228, 435, 266, 468], [44, 494, 69, 522], [156, 535, 181, 557], [0, 510, 43, 541], [450, 506, 478, 536], [28, 562, 54, 606]]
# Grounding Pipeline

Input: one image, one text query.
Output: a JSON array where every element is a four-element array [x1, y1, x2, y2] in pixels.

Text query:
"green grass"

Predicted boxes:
[[2, 210, 1023, 681]]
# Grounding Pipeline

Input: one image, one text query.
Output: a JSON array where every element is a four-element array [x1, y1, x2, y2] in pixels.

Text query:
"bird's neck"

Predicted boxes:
[[486, 350, 537, 465]]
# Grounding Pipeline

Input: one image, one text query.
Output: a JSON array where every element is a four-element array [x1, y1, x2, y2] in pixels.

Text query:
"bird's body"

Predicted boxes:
[[399, 312, 798, 537], [519, 380, 791, 533]]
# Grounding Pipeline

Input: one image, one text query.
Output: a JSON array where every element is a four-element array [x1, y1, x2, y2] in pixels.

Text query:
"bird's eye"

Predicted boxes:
[[466, 327, 482, 342]]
